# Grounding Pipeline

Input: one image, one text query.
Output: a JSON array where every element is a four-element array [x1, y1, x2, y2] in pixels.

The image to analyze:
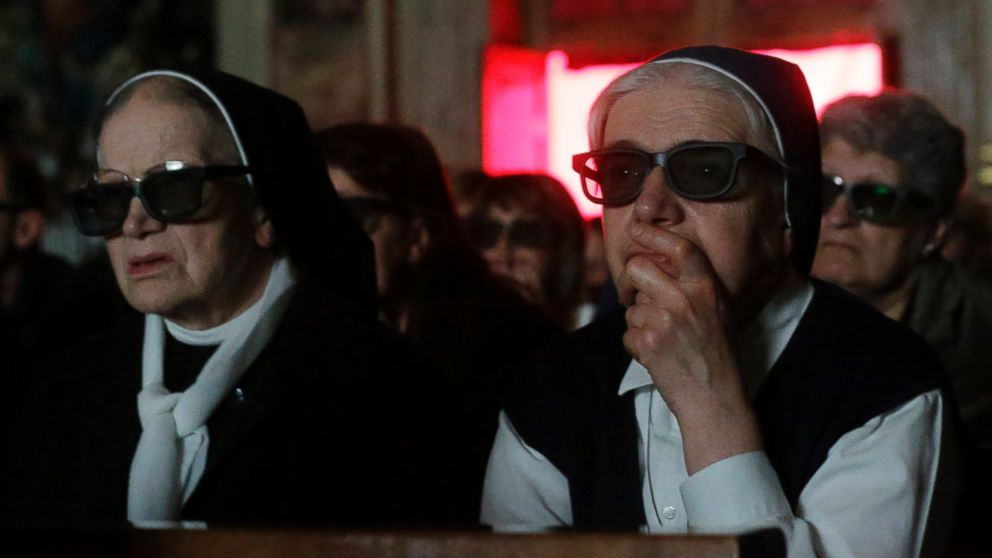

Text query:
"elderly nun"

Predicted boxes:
[[6, 69, 465, 527], [481, 46, 961, 557]]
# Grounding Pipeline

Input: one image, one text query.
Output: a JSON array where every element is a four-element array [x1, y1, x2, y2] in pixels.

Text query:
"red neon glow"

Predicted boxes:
[[484, 43, 884, 218], [757, 45, 884, 116], [481, 46, 549, 174], [546, 51, 636, 218]]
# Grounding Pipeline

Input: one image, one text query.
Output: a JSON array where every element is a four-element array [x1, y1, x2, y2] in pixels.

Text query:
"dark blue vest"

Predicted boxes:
[[505, 280, 946, 530]]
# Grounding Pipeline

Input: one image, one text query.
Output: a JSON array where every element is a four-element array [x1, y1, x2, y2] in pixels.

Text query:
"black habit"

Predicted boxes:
[[3, 68, 472, 527]]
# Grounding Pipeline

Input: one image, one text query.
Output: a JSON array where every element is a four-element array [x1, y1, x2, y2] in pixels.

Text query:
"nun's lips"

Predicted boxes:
[[127, 253, 173, 277]]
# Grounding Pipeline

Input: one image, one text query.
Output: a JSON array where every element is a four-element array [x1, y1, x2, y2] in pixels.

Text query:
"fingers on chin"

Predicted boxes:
[[623, 327, 664, 360]]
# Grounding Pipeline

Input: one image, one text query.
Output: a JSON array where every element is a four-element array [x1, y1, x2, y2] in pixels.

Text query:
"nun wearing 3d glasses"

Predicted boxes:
[[481, 46, 961, 556], [8, 69, 465, 526]]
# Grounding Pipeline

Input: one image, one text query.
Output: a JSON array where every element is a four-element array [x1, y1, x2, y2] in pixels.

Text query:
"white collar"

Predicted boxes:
[[165, 284, 272, 346], [129, 257, 297, 522], [618, 276, 814, 397], [140, 257, 298, 435]]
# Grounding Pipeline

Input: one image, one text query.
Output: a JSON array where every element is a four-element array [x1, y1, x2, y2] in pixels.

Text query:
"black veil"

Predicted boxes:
[[652, 46, 822, 275]]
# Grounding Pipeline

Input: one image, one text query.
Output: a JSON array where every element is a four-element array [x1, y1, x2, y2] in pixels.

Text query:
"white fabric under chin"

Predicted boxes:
[[127, 257, 296, 523]]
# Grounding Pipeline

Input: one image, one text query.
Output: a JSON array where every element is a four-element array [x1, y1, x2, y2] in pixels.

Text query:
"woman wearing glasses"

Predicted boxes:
[[811, 91, 992, 445], [465, 173, 586, 329], [6, 70, 464, 526], [482, 46, 958, 556]]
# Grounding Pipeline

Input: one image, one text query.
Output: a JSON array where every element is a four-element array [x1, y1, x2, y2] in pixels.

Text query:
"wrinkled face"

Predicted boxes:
[[811, 138, 938, 298], [602, 85, 791, 311], [328, 166, 414, 300], [473, 204, 556, 308], [99, 85, 273, 329]]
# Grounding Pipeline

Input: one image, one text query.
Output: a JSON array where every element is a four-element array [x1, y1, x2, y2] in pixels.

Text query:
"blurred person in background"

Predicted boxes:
[[316, 123, 561, 514], [4, 69, 465, 527], [579, 216, 622, 326], [941, 190, 992, 280], [811, 91, 992, 445], [0, 147, 59, 370], [466, 173, 586, 329], [0, 146, 125, 370]]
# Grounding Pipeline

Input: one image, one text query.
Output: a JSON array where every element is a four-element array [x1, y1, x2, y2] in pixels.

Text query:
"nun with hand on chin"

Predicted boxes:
[[4, 69, 470, 528]]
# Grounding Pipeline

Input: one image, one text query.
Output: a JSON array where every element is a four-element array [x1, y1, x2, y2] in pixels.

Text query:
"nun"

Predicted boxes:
[[480, 46, 960, 556], [7, 69, 465, 527]]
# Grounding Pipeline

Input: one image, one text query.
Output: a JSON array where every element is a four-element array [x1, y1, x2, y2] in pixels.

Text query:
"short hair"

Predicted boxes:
[[314, 123, 462, 241], [819, 91, 965, 216], [588, 60, 780, 159], [0, 147, 50, 215], [468, 173, 585, 326]]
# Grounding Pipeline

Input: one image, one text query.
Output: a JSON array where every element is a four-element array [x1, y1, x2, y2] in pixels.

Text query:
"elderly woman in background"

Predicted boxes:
[[811, 91, 992, 445], [5, 69, 463, 526], [465, 173, 586, 329]]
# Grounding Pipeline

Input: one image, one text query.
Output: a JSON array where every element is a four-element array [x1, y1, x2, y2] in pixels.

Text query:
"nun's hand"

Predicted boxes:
[[622, 223, 761, 475]]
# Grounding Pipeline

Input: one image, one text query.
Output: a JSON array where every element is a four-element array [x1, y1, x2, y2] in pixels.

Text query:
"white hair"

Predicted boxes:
[[587, 60, 780, 159]]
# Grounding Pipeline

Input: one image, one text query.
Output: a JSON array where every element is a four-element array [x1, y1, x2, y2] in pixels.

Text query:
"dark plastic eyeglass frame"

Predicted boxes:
[[822, 174, 936, 225], [69, 161, 252, 236], [572, 141, 785, 207]]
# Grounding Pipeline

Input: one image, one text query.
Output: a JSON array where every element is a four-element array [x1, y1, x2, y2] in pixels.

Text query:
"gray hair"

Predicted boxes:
[[819, 91, 965, 216], [588, 60, 780, 160]]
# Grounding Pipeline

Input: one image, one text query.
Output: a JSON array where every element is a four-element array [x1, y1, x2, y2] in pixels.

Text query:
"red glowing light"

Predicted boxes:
[[481, 45, 549, 174], [483, 43, 884, 218]]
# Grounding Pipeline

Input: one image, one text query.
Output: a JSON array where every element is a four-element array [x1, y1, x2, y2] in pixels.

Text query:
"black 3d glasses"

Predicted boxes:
[[69, 161, 252, 236], [341, 196, 412, 231], [467, 217, 558, 250], [821, 174, 936, 225], [572, 141, 784, 206]]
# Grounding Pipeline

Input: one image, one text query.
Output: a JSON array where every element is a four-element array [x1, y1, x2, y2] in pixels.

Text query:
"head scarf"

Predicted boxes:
[[104, 68, 377, 314], [650, 46, 822, 275]]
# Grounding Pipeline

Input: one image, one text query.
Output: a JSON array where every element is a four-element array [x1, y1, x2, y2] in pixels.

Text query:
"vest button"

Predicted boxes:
[[662, 506, 677, 520]]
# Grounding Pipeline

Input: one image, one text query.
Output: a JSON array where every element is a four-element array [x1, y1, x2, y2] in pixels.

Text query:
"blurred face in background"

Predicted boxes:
[[328, 166, 424, 304], [583, 220, 609, 302], [811, 138, 944, 317], [0, 156, 46, 297], [468, 202, 558, 310]]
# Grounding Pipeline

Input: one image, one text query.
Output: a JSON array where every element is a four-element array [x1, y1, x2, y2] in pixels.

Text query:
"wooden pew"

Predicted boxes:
[[0, 527, 784, 558]]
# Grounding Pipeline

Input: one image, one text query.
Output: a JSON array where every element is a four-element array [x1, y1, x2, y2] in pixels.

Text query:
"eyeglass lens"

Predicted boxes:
[[578, 144, 741, 205], [821, 176, 901, 224], [70, 168, 211, 236]]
